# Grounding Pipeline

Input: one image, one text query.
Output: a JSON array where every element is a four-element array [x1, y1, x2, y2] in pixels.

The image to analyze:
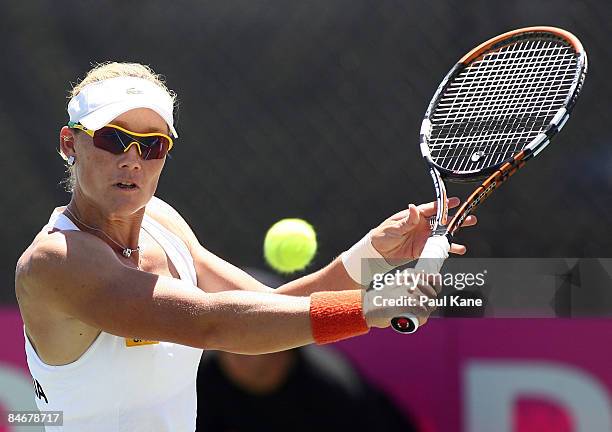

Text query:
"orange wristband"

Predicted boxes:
[[310, 290, 370, 344]]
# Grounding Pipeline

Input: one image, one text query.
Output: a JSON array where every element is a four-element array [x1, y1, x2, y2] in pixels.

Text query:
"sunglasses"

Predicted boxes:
[[67, 122, 174, 160]]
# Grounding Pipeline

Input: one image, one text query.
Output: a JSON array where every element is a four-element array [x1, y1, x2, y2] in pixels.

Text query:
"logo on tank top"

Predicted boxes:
[[33, 378, 48, 403], [125, 338, 159, 347]]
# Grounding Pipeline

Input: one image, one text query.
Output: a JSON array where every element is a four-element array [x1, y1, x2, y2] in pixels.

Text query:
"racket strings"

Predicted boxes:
[[443, 40, 567, 139], [433, 39, 574, 171], [428, 37, 579, 173], [438, 40, 570, 170]]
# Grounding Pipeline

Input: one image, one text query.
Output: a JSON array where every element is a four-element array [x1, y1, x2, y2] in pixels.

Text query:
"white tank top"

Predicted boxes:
[[25, 209, 204, 432]]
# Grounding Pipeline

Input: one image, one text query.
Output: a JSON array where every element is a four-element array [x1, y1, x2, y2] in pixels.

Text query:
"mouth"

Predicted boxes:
[[114, 181, 139, 190]]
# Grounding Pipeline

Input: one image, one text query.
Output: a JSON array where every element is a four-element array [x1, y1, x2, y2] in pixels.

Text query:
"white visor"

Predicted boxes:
[[67, 76, 178, 138]]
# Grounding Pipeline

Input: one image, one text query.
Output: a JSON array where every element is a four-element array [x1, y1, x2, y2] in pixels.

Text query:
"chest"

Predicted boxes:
[[134, 229, 183, 281]]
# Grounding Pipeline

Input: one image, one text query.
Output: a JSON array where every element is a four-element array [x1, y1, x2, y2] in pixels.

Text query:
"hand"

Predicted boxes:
[[363, 270, 442, 329], [370, 197, 477, 264]]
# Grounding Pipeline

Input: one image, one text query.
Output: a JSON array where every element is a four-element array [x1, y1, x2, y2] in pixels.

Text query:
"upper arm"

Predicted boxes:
[[191, 246, 273, 293], [147, 196, 273, 294], [18, 232, 214, 345]]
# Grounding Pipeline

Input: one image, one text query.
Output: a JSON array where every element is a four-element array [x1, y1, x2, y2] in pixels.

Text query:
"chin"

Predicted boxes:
[[106, 189, 152, 215]]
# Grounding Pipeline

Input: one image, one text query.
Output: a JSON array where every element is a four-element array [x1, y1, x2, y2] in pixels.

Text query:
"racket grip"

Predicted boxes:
[[391, 236, 450, 334], [414, 235, 451, 275]]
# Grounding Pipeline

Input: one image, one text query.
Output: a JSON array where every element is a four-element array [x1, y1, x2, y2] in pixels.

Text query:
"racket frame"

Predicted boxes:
[[420, 26, 587, 238]]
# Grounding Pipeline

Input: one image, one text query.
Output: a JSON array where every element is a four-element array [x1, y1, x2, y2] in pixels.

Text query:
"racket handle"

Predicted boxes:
[[391, 314, 419, 334], [391, 236, 450, 334], [414, 235, 450, 275]]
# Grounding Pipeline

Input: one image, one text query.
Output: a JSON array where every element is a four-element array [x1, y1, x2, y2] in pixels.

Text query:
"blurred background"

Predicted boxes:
[[1, 1, 611, 431]]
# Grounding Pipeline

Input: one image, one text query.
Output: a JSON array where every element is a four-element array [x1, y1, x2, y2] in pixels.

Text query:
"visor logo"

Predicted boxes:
[[126, 87, 143, 95]]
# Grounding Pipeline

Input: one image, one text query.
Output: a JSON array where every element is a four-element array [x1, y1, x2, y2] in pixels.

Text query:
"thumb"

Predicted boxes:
[[408, 204, 420, 224], [402, 204, 420, 230]]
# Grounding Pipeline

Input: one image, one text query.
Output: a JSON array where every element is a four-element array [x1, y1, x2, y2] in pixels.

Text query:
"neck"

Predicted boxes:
[[64, 193, 145, 259]]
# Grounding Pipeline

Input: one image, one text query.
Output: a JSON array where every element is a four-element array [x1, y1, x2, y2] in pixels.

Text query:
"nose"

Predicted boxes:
[[118, 142, 142, 170]]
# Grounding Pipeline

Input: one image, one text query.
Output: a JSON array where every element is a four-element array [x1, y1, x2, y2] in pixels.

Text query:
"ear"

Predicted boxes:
[[59, 126, 77, 160]]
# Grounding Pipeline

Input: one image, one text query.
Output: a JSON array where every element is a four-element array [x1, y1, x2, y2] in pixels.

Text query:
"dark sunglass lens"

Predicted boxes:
[[141, 137, 170, 160], [93, 128, 124, 154]]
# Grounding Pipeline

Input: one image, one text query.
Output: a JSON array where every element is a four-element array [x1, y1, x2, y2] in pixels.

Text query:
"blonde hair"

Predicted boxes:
[[62, 62, 177, 193], [68, 62, 176, 103]]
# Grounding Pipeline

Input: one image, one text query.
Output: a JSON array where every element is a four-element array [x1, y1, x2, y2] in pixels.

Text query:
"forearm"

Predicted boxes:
[[147, 274, 377, 352], [197, 290, 314, 354], [276, 230, 401, 296], [275, 257, 361, 296], [125, 275, 315, 354], [153, 278, 370, 351]]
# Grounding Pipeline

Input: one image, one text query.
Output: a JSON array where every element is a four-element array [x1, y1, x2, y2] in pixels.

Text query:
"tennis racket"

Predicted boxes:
[[391, 26, 587, 334]]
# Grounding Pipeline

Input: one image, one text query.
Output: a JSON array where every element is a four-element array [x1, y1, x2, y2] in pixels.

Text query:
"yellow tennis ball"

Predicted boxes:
[[264, 218, 317, 273]]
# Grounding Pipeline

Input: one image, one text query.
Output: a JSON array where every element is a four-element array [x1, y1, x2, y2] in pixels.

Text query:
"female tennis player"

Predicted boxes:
[[14, 62, 477, 431]]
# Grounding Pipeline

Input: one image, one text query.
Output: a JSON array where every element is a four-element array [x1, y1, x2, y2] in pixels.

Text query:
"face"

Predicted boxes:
[[59, 108, 169, 216]]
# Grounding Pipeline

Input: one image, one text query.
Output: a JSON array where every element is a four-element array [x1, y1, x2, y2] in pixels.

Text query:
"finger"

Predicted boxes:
[[408, 301, 431, 323], [388, 204, 421, 228], [414, 287, 439, 314], [460, 215, 478, 227], [400, 204, 420, 230], [388, 208, 410, 222], [449, 243, 467, 255], [415, 281, 437, 299], [419, 196, 461, 217], [433, 280, 443, 295], [424, 274, 444, 295], [417, 201, 436, 217], [447, 196, 461, 209]]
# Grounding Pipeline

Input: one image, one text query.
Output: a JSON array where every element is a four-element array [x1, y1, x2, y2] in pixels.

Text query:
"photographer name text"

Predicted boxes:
[[372, 295, 482, 308]]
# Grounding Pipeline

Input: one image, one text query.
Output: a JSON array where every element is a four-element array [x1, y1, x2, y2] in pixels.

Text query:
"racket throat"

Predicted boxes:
[[431, 227, 452, 239]]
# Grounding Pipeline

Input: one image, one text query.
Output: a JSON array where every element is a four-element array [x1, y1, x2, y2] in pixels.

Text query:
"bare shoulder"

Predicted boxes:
[[16, 229, 123, 301], [145, 196, 201, 251], [16, 230, 74, 290]]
